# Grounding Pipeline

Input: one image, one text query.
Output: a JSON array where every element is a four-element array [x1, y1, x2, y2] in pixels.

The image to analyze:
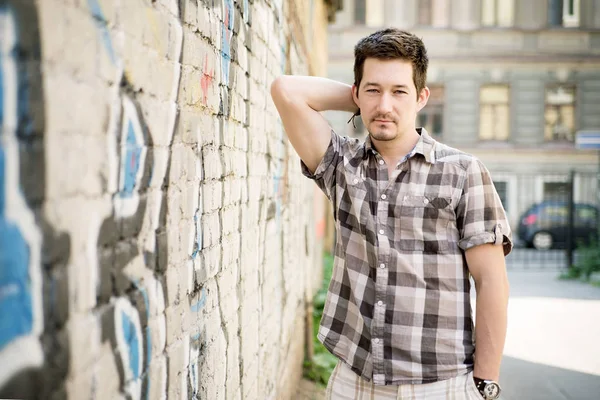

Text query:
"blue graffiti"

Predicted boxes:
[[243, 0, 249, 23], [0, 5, 35, 354], [119, 119, 143, 198], [221, 0, 234, 83], [87, 0, 117, 65], [191, 210, 202, 259], [121, 311, 142, 380], [131, 281, 151, 400], [0, 150, 32, 350], [190, 288, 206, 312]]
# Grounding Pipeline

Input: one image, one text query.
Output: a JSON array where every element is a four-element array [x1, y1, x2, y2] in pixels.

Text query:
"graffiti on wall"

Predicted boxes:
[[0, 2, 71, 398], [221, 0, 233, 84], [219, 0, 235, 118], [200, 55, 214, 107], [114, 297, 144, 399], [88, 0, 183, 397], [0, 4, 44, 385], [115, 95, 148, 218]]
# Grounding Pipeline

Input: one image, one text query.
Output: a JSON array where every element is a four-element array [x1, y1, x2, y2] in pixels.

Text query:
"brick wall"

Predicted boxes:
[[0, 0, 330, 399]]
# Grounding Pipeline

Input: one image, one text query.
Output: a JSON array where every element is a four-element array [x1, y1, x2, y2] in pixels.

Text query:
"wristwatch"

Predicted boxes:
[[473, 377, 501, 399]]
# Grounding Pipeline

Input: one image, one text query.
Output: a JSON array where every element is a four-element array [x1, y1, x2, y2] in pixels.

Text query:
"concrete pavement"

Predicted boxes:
[[500, 270, 600, 399]]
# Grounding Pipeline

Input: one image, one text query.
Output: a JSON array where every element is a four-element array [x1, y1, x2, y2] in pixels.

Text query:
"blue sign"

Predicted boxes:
[[575, 131, 600, 149]]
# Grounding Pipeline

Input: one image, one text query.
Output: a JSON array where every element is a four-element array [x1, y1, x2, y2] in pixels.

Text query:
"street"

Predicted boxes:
[[499, 269, 600, 399]]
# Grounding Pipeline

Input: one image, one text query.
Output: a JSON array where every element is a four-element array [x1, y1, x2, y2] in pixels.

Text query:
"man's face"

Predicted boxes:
[[353, 58, 429, 142]]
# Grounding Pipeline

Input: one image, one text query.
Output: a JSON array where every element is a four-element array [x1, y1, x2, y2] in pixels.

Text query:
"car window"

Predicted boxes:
[[543, 205, 567, 218], [576, 206, 598, 222]]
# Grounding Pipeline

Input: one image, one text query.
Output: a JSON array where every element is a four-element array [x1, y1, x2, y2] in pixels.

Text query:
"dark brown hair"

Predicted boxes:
[[354, 28, 428, 98]]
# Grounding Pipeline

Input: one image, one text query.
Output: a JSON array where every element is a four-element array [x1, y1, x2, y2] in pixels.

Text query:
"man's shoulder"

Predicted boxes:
[[332, 131, 365, 158], [432, 140, 479, 171]]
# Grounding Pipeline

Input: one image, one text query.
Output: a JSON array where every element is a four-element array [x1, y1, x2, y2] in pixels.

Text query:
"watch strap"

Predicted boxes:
[[473, 376, 501, 399], [473, 377, 486, 396]]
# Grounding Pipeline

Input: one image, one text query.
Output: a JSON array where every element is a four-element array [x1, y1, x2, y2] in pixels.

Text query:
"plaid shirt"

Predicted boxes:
[[302, 128, 512, 385]]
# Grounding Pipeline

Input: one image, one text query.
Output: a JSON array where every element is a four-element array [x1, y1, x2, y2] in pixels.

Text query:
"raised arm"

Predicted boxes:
[[270, 76, 358, 173]]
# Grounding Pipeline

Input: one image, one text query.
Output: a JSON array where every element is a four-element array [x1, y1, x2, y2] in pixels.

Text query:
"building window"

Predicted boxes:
[[479, 85, 510, 141], [548, 0, 580, 27], [543, 181, 569, 202], [418, 85, 444, 138], [481, 0, 515, 27], [545, 85, 575, 142], [418, 0, 432, 25], [365, 0, 384, 27], [354, 0, 366, 24], [417, 0, 450, 27], [563, 0, 580, 27]]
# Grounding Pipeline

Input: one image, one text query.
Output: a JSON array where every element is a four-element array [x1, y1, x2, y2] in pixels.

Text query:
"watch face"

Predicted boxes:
[[483, 382, 501, 399]]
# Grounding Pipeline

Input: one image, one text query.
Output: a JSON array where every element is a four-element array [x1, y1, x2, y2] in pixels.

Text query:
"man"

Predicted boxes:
[[270, 29, 511, 400]]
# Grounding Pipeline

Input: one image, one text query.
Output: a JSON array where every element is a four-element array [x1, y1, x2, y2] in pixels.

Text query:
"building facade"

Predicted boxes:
[[327, 0, 600, 231]]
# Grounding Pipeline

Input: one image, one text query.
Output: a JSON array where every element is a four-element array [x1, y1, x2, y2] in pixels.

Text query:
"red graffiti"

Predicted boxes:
[[200, 55, 214, 105], [130, 153, 136, 169]]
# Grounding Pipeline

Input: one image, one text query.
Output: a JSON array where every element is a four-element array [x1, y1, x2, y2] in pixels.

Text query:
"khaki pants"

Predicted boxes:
[[326, 361, 485, 400]]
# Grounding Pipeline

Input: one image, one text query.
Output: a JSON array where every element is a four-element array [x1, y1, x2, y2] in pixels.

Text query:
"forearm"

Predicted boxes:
[[271, 75, 357, 113], [473, 277, 509, 381]]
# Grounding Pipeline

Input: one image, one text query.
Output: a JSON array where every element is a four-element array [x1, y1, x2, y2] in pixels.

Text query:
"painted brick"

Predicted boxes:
[[202, 180, 223, 214], [201, 211, 221, 250], [202, 145, 223, 180], [2, 1, 329, 399]]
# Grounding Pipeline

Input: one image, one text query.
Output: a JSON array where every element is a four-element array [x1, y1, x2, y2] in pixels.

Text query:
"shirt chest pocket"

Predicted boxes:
[[396, 195, 454, 254], [335, 171, 371, 232]]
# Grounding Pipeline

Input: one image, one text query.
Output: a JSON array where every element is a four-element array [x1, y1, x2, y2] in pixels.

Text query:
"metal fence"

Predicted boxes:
[[501, 171, 599, 270]]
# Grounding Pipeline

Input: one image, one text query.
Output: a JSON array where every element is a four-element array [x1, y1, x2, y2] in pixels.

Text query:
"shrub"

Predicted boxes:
[[303, 253, 338, 387]]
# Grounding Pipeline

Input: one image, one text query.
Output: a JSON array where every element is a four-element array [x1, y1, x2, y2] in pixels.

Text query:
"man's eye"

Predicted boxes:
[[366, 89, 378, 93], [395, 90, 407, 94]]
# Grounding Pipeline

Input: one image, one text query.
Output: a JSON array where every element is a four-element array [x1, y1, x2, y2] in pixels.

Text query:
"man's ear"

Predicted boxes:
[[416, 86, 430, 112], [352, 84, 360, 105]]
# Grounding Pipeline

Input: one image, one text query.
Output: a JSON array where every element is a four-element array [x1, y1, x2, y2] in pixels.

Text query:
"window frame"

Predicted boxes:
[[354, 0, 366, 25], [562, 0, 580, 28], [418, 85, 444, 139], [478, 84, 511, 142], [544, 84, 577, 142], [481, 0, 515, 28]]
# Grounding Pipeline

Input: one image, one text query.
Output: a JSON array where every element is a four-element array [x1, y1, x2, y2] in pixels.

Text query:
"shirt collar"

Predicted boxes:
[[364, 127, 436, 164]]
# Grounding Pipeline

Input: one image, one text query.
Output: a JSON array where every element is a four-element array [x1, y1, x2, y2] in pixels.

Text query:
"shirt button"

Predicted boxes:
[[353, 178, 359, 184], [423, 198, 429, 205], [374, 338, 380, 344], [377, 300, 383, 306], [378, 160, 384, 165], [379, 263, 385, 268], [379, 229, 384, 235], [381, 194, 387, 200]]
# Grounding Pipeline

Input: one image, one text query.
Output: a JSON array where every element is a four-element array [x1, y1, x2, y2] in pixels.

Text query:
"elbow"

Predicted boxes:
[[270, 75, 291, 103]]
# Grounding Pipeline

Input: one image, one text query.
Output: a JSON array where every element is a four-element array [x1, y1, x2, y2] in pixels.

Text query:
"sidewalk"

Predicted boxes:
[[293, 379, 326, 400], [500, 269, 600, 399]]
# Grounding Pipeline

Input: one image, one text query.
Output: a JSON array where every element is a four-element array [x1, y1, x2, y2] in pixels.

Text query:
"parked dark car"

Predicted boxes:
[[517, 201, 598, 250]]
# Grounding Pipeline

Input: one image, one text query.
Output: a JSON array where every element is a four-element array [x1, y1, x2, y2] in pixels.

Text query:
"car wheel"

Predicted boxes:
[[532, 231, 553, 250]]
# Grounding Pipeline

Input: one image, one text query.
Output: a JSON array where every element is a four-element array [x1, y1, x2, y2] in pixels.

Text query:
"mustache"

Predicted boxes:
[[371, 114, 396, 123]]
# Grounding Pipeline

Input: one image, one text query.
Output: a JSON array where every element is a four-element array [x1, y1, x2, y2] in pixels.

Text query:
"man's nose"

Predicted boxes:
[[377, 93, 392, 114]]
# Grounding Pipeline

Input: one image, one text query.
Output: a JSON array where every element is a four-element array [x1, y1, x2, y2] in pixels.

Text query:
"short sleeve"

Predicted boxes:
[[300, 131, 344, 201], [456, 159, 513, 256]]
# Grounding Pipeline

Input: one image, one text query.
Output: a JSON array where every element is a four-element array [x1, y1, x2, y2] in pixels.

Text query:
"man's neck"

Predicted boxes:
[[370, 128, 420, 165]]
